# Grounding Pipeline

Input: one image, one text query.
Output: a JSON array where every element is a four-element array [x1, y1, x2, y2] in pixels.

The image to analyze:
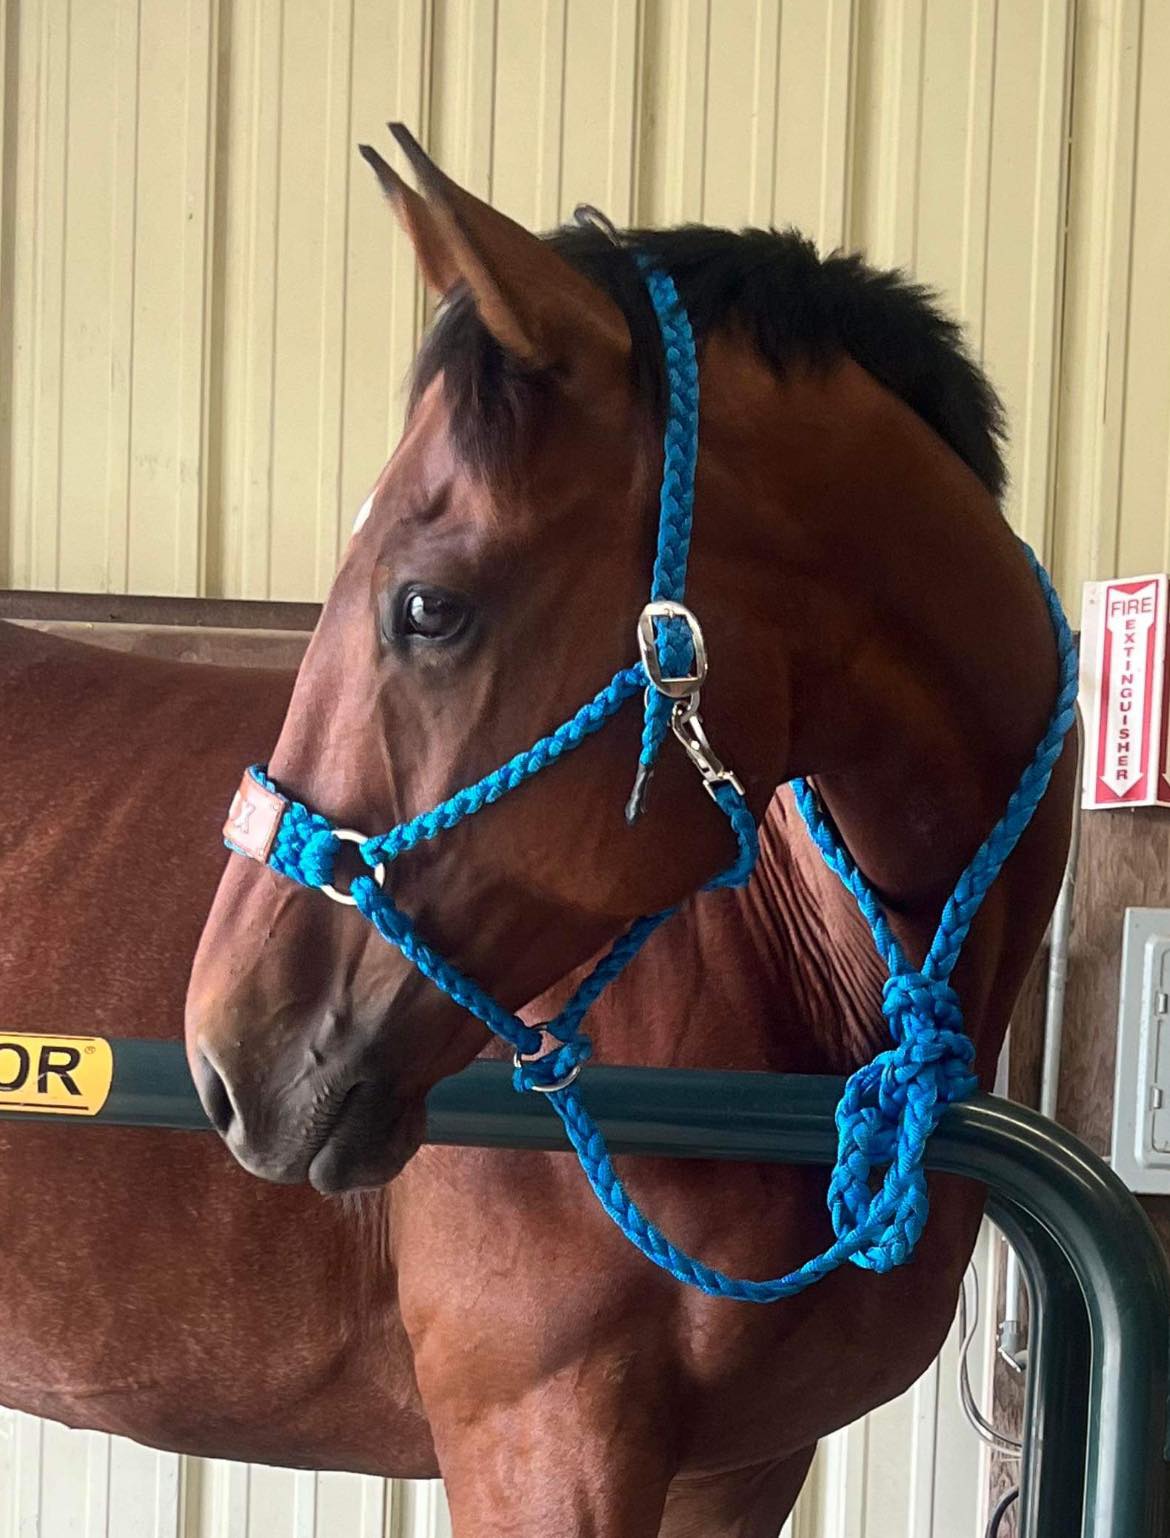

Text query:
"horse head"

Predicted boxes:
[[185, 128, 788, 1191], [188, 119, 1072, 1205]]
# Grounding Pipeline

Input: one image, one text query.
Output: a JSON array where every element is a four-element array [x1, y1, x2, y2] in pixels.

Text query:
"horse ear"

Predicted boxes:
[[357, 143, 462, 295], [360, 125, 631, 381]]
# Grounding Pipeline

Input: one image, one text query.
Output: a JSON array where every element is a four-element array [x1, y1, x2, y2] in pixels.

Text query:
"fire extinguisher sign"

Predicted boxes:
[[1081, 573, 1170, 809]]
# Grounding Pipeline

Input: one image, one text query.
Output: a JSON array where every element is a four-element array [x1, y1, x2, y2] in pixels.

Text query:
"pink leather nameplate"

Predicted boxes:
[[223, 774, 287, 864]]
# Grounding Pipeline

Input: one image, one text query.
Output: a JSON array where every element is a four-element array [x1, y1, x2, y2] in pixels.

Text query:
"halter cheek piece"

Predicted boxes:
[[222, 252, 1078, 1301]]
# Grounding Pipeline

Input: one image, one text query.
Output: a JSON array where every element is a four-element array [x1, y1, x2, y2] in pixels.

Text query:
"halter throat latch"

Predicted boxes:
[[633, 599, 745, 806]]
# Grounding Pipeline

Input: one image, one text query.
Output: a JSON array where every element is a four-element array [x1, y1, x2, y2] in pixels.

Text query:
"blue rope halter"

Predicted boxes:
[[223, 255, 1078, 1300]]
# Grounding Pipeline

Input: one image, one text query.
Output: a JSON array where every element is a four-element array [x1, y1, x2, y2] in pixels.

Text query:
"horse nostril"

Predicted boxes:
[[195, 1048, 236, 1137]]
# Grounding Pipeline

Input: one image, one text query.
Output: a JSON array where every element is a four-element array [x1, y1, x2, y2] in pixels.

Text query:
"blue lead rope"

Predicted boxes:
[[228, 256, 1078, 1301]]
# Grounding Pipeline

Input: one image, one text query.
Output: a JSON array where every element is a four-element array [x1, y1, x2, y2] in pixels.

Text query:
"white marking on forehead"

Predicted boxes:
[[352, 491, 374, 535]]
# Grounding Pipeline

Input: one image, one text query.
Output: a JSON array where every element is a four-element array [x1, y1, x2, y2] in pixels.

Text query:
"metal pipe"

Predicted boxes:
[[995, 1205, 1090, 1538], [1040, 703, 1084, 1124], [1000, 1246, 1026, 1369], [1000, 704, 1085, 1370]]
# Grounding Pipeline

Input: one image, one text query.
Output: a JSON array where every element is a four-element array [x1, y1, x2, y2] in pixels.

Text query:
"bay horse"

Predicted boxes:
[[0, 126, 1073, 1535]]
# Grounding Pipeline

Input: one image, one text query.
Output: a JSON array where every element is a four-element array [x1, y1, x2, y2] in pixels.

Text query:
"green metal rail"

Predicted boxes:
[[3, 1041, 1167, 1538]]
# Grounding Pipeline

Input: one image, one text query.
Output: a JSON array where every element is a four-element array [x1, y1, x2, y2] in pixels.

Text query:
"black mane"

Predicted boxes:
[[411, 223, 1006, 500]]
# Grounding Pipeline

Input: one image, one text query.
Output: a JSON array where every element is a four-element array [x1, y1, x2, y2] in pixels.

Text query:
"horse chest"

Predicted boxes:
[[0, 1123, 439, 1476], [388, 1146, 982, 1478]]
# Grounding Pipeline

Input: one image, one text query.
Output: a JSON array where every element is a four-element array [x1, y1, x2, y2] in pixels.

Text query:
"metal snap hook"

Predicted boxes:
[[670, 696, 747, 800], [318, 829, 387, 906]]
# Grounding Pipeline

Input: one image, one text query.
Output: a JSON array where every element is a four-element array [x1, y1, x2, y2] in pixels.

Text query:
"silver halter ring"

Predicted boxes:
[[318, 828, 387, 906], [512, 1047, 584, 1094]]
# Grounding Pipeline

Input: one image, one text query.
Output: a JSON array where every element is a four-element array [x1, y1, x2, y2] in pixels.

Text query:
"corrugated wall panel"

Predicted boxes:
[[1047, 0, 1170, 597], [778, 0, 856, 252], [211, 0, 433, 601], [561, 0, 641, 225], [849, 0, 1074, 554], [979, 0, 1072, 556], [9, 0, 1168, 602], [8, 0, 68, 590], [1107, 0, 1170, 579], [488, 0, 642, 227], [0, 1421, 455, 1538], [0, 0, 11, 586], [3, 0, 1127, 602], [1051, 0, 1138, 597], [635, 0, 708, 225], [6, 0, 218, 594]]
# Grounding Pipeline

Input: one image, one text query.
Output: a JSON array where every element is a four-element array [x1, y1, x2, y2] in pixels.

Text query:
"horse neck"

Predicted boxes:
[[574, 346, 1068, 1079], [735, 348, 1056, 863]]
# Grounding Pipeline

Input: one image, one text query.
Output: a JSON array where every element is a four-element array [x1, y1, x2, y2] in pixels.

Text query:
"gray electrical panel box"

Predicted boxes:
[[1113, 908, 1170, 1193]]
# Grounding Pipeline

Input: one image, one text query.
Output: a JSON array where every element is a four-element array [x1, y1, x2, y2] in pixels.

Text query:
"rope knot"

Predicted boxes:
[[873, 972, 977, 1119], [878, 971, 976, 1116], [826, 971, 978, 1272], [881, 971, 962, 1041]]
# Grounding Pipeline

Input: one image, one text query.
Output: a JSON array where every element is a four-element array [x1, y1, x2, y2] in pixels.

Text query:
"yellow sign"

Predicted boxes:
[[0, 1034, 114, 1116]]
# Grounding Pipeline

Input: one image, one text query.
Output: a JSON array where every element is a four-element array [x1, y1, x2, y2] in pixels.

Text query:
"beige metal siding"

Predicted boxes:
[[0, 1413, 448, 1538], [7, 0, 1159, 604], [4, 0, 219, 594], [1053, 0, 1170, 595]]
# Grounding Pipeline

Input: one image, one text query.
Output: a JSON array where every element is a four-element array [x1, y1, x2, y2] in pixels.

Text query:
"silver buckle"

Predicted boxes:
[[670, 696, 746, 801], [636, 601, 709, 698], [319, 828, 387, 907]]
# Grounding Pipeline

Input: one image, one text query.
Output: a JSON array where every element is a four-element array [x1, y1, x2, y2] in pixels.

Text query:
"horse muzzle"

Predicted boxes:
[[192, 1035, 425, 1193]]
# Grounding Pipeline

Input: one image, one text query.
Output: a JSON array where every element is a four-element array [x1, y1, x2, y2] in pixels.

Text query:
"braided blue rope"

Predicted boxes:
[[227, 249, 1078, 1302], [533, 541, 1078, 1295], [635, 259, 702, 781], [246, 739, 753, 1096], [366, 667, 646, 863]]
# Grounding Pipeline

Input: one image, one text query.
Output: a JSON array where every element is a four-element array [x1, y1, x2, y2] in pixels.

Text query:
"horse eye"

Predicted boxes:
[[395, 587, 470, 643]]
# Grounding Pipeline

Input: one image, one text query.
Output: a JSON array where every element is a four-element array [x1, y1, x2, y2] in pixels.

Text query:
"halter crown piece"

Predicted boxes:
[[224, 251, 1078, 1301]]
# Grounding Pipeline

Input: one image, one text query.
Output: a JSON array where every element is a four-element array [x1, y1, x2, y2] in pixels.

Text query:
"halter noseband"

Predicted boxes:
[[221, 251, 1078, 1300]]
